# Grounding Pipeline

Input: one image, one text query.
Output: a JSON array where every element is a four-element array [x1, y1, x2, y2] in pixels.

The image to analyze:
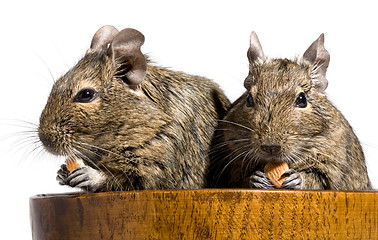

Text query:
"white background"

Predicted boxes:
[[1, 0, 377, 239]]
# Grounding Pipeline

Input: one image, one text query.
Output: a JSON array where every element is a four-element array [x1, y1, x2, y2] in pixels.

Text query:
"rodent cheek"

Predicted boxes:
[[74, 103, 102, 132], [75, 98, 102, 117], [293, 104, 326, 136]]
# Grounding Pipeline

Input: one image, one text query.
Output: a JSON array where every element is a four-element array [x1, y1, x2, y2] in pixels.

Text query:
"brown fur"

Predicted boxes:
[[38, 26, 230, 192], [208, 33, 371, 190]]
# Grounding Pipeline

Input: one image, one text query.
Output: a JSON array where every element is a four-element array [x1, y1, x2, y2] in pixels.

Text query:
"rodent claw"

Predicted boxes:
[[68, 174, 90, 187], [56, 174, 66, 185], [60, 164, 69, 172], [249, 170, 275, 189], [253, 170, 266, 177], [56, 164, 70, 185], [282, 170, 302, 189], [282, 169, 296, 177], [70, 165, 87, 174], [66, 166, 90, 184]]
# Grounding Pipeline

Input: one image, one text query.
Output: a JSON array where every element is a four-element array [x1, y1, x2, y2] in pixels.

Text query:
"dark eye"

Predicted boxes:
[[295, 92, 307, 108], [74, 88, 98, 103], [246, 93, 254, 107]]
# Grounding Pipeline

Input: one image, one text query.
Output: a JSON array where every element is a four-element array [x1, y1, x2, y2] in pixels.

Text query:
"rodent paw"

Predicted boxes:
[[281, 169, 302, 189], [249, 170, 275, 189], [56, 164, 69, 185], [66, 166, 106, 192]]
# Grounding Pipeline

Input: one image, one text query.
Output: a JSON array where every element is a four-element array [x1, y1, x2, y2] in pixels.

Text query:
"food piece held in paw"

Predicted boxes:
[[66, 157, 84, 173], [264, 162, 289, 188]]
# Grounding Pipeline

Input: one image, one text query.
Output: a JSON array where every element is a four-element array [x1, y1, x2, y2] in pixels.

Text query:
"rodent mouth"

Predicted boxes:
[[260, 152, 281, 161], [259, 154, 287, 165]]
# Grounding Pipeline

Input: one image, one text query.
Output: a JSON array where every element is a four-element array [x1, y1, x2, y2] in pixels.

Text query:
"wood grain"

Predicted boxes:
[[30, 189, 378, 239]]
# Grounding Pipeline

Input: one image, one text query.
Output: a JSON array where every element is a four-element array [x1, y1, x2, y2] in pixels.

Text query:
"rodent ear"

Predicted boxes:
[[109, 28, 147, 88], [90, 25, 119, 52], [302, 33, 330, 92], [247, 31, 265, 64], [245, 31, 265, 90]]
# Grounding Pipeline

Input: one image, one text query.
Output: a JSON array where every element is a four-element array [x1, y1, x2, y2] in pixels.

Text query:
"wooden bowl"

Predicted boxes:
[[30, 189, 378, 239]]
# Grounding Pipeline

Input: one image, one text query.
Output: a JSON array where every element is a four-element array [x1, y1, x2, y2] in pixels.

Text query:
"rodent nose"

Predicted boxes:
[[38, 131, 53, 149], [261, 144, 281, 155]]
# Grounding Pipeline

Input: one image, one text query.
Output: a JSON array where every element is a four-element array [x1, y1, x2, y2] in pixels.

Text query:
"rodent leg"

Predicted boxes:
[[65, 166, 107, 192], [281, 169, 302, 189], [249, 170, 275, 189]]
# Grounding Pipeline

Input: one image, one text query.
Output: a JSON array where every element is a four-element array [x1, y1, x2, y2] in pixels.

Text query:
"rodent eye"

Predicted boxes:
[[295, 92, 307, 108], [246, 93, 254, 107], [74, 88, 98, 103]]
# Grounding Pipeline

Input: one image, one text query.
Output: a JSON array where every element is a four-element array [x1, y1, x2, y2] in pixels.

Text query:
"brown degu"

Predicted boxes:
[[208, 32, 371, 190], [38, 25, 230, 192]]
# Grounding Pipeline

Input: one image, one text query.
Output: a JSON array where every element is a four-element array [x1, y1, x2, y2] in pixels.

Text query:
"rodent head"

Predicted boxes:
[[224, 32, 332, 166], [38, 26, 166, 160]]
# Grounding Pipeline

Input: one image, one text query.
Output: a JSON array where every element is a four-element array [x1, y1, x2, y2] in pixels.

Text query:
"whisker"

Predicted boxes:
[[243, 148, 259, 178], [210, 138, 251, 153], [293, 145, 349, 170], [71, 144, 104, 171], [213, 146, 252, 186], [70, 147, 125, 191], [33, 51, 56, 83], [217, 119, 254, 132], [360, 140, 378, 150], [76, 141, 139, 165], [72, 141, 134, 191]]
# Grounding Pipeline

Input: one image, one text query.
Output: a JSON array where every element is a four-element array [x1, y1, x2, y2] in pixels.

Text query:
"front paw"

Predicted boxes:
[[56, 164, 70, 186], [249, 170, 275, 189], [282, 169, 302, 189], [66, 166, 106, 192]]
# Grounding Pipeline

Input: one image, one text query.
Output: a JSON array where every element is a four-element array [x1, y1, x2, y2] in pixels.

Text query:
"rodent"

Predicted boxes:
[[38, 25, 230, 192], [208, 31, 372, 190]]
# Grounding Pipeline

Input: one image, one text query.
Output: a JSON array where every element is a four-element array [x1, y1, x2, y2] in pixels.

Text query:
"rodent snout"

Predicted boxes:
[[260, 143, 281, 156], [38, 130, 55, 153], [38, 123, 67, 156]]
